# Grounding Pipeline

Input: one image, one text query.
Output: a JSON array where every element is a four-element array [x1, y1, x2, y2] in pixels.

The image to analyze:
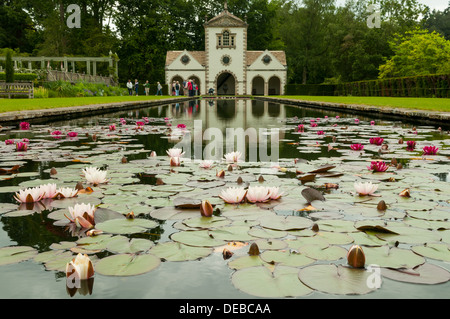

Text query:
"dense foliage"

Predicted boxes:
[[1, 0, 449, 86]]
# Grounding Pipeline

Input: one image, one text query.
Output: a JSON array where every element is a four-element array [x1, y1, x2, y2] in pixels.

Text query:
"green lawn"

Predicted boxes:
[[277, 96, 450, 112], [0, 95, 180, 113]]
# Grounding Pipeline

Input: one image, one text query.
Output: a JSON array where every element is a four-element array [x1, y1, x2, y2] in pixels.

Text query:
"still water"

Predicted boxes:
[[0, 99, 449, 299]]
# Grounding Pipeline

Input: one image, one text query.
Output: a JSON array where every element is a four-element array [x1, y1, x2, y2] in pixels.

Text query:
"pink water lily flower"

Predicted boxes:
[[310, 123, 318, 128], [65, 203, 96, 229], [14, 187, 45, 203], [170, 157, 181, 167], [354, 119, 360, 124], [177, 124, 187, 129], [219, 187, 247, 204], [19, 122, 30, 130], [199, 160, 215, 169], [39, 183, 58, 199], [368, 161, 389, 172], [317, 131, 325, 135], [297, 124, 305, 132], [370, 121, 375, 125], [67, 132, 78, 138], [267, 187, 285, 200], [350, 144, 364, 151], [369, 137, 384, 146], [51, 130, 62, 136], [354, 181, 379, 196], [109, 124, 116, 131], [406, 140, 416, 151], [246, 186, 271, 203], [224, 151, 242, 163], [16, 142, 28, 152], [166, 148, 185, 158], [5, 139, 14, 145], [422, 146, 438, 156], [136, 121, 145, 126]]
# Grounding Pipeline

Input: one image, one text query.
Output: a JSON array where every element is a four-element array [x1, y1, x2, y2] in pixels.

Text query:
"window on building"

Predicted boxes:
[[223, 31, 230, 46], [217, 30, 236, 48]]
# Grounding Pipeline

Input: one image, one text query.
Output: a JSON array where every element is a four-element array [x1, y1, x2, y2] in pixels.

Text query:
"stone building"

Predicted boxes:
[[165, 3, 287, 96]]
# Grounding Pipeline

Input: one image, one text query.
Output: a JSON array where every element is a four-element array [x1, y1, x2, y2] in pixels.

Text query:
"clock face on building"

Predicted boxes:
[[222, 55, 231, 65], [181, 55, 190, 64]]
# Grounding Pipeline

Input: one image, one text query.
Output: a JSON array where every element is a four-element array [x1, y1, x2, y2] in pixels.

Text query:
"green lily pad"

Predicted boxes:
[[171, 230, 227, 247], [411, 243, 450, 262], [182, 216, 231, 229], [96, 218, 158, 235], [149, 242, 213, 261], [94, 253, 160, 277], [106, 236, 154, 254], [363, 246, 425, 269], [260, 250, 315, 267], [232, 266, 313, 298], [258, 215, 313, 231], [0, 246, 38, 266], [381, 263, 450, 284], [298, 264, 378, 295]]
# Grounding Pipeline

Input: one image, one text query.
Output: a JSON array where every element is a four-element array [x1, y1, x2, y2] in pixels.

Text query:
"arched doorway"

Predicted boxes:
[[268, 76, 281, 95], [216, 72, 236, 95], [189, 76, 201, 95], [171, 76, 185, 96], [251, 76, 264, 95]]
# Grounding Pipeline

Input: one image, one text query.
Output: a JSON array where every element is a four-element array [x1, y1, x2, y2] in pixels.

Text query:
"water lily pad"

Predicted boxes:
[[106, 236, 154, 254], [411, 243, 450, 262], [150, 242, 213, 261], [363, 246, 425, 269], [260, 250, 315, 267], [96, 218, 158, 235], [232, 266, 313, 298], [0, 246, 38, 266], [94, 253, 160, 276], [182, 216, 231, 229], [298, 264, 378, 295], [258, 215, 313, 231], [381, 263, 450, 284], [171, 230, 227, 247]]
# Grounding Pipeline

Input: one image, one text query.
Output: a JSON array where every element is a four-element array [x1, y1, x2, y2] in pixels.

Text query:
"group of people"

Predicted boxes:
[[171, 79, 199, 97], [126, 78, 200, 97], [126, 79, 163, 96]]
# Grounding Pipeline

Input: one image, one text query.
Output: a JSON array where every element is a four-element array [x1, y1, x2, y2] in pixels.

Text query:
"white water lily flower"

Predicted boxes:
[[56, 187, 79, 198], [219, 187, 247, 204], [267, 187, 285, 200], [166, 148, 185, 158], [14, 187, 45, 203], [39, 183, 58, 199], [66, 253, 94, 280], [199, 160, 215, 169], [246, 186, 271, 203], [224, 151, 242, 163], [354, 181, 379, 196], [82, 167, 108, 185], [66, 203, 96, 229]]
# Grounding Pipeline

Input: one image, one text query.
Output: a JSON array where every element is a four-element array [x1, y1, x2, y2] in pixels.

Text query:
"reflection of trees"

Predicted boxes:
[[1, 213, 72, 252]]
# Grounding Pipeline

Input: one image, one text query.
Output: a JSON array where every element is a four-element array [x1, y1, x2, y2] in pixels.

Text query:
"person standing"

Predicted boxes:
[[175, 81, 180, 96], [188, 79, 193, 97], [127, 80, 133, 96], [144, 80, 150, 96], [134, 79, 139, 96], [156, 82, 163, 96]]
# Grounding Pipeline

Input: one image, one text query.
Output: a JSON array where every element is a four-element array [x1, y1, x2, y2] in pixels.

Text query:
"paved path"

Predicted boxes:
[[254, 96, 450, 126], [0, 97, 194, 125]]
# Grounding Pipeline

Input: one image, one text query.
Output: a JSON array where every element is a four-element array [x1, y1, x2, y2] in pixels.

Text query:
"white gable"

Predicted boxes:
[[248, 51, 285, 70], [166, 50, 205, 70]]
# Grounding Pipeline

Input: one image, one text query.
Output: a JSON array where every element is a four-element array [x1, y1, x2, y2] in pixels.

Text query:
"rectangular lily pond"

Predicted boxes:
[[0, 98, 449, 299]]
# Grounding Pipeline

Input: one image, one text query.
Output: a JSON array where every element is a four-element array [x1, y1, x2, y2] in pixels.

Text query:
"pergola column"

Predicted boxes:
[[71, 61, 76, 73], [264, 81, 269, 96], [86, 60, 91, 75], [93, 61, 97, 76], [28, 61, 32, 70], [64, 58, 68, 72]]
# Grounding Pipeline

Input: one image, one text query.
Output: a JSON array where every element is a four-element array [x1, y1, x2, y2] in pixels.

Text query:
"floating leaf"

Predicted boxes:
[[381, 263, 450, 285], [94, 253, 160, 277], [150, 242, 213, 261], [0, 246, 38, 266], [298, 264, 378, 295], [411, 243, 450, 262], [96, 218, 158, 235], [232, 266, 313, 298]]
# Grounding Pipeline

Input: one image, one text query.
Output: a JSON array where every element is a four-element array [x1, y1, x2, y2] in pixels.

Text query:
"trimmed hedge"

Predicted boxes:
[[334, 74, 449, 98], [0, 72, 38, 82], [285, 84, 336, 96]]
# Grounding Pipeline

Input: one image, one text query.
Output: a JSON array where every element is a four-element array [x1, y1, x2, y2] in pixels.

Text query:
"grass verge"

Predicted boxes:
[[0, 96, 183, 113], [276, 96, 450, 112]]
